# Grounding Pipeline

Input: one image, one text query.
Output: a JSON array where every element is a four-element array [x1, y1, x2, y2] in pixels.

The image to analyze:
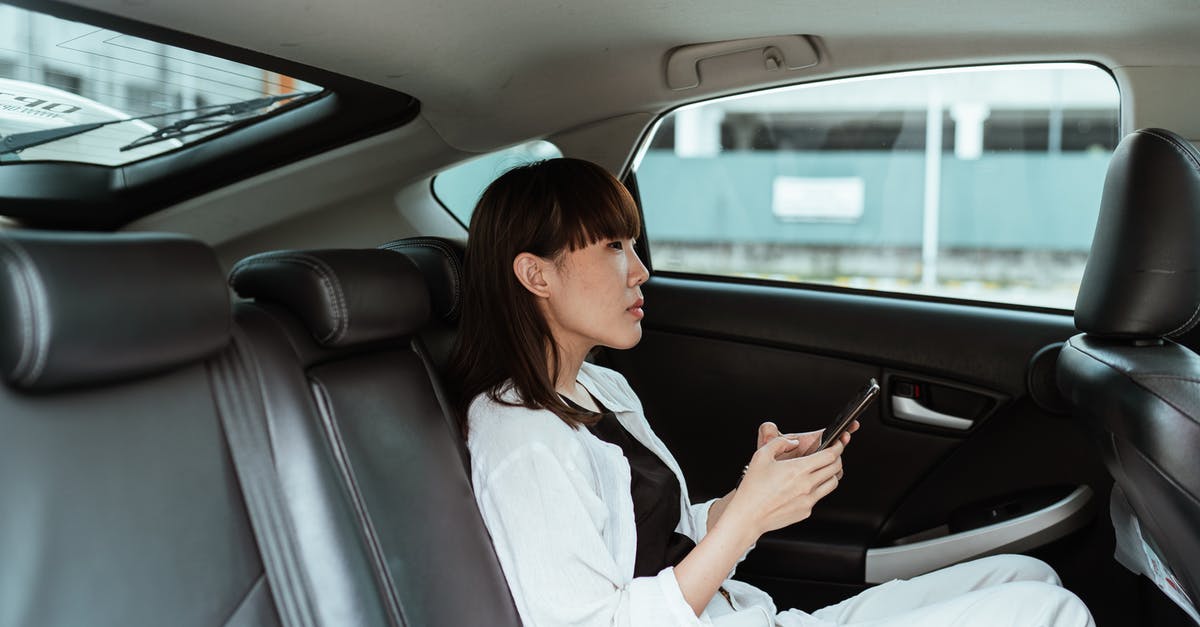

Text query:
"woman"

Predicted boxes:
[[448, 158, 1094, 626]]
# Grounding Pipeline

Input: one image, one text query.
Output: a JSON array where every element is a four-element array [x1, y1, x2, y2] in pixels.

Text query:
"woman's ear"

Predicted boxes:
[[513, 252, 552, 298]]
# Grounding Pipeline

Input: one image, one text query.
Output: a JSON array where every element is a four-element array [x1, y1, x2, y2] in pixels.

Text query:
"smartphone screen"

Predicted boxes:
[[814, 378, 880, 452]]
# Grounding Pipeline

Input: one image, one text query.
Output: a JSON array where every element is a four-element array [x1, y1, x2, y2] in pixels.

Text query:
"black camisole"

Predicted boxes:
[[563, 395, 697, 577]]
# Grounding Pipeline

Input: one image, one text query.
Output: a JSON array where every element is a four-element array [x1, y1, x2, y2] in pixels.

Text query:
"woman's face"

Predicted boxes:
[[539, 237, 649, 359]]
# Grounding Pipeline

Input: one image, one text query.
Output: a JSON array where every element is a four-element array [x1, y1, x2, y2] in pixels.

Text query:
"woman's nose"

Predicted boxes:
[[628, 248, 650, 286]]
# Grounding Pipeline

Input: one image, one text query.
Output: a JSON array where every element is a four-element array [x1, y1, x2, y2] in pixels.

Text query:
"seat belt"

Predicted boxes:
[[208, 333, 318, 627]]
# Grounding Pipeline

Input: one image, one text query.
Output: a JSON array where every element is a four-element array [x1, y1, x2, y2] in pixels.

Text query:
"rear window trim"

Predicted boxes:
[[626, 60, 1119, 315], [0, 0, 419, 230], [650, 268, 1077, 317], [625, 59, 1120, 178]]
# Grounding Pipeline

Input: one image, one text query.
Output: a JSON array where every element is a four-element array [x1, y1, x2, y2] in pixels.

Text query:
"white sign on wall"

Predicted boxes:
[[771, 176, 865, 222]]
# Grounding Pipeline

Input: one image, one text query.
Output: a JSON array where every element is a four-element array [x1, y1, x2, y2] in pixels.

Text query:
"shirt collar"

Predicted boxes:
[[493, 365, 635, 414], [576, 362, 634, 414]]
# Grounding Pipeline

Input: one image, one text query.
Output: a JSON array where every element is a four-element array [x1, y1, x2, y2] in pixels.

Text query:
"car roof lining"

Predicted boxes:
[[8, 0, 1200, 235], [53, 0, 1200, 153]]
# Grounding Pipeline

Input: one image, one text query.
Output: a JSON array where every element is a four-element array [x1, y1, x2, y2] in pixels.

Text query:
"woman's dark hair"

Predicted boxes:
[[447, 157, 642, 437]]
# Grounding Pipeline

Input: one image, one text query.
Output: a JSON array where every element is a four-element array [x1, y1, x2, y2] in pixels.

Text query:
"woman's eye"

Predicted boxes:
[[608, 241, 624, 250]]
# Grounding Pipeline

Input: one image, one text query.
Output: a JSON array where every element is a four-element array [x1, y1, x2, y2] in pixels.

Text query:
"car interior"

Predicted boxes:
[[1, 0, 1198, 626]]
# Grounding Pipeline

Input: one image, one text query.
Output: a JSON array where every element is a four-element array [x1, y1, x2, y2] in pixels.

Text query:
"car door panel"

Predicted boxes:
[[602, 274, 1129, 615], [608, 329, 954, 577]]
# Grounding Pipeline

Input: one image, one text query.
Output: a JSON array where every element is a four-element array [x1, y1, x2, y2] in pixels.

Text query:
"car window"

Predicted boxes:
[[0, 4, 321, 166], [633, 63, 1119, 310], [433, 140, 561, 225]]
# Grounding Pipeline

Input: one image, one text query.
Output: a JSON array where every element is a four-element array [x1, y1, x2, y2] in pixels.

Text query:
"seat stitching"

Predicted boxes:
[[1067, 338, 1200, 535], [309, 378, 408, 627], [1139, 128, 1200, 173], [233, 256, 342, 343], [0, 238, 50, 386], [1135, 373, 1200, 384], [1122, 439, 1200, 510], [1166, 301, 1200, 338], [380, 238, 462, 319], [1066, 337, 1200, 419], [234, 255, 350, 344], [381, 238, 462, 296], [1133, 129, 1200, 337], [284, 254, 350, 343]]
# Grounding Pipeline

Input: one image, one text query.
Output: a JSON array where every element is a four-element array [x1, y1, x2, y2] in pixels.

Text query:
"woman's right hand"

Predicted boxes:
[[727, 436, 844, 536]]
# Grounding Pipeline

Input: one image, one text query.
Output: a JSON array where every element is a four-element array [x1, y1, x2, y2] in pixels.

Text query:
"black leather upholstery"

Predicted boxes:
[[1074, 128, 1200, 340], [378, 237, 466, 373], [1058, 335, 1200, 605], [231, 308, 400, 627], [234, 246, 522, 627], [378, 237, 465, 321], [0, 230, 229, 391], [2, 230, 518, 626], [230, 249, 430, 348], [0, 231, 278, 627], [1058, 128, 1200, 610]]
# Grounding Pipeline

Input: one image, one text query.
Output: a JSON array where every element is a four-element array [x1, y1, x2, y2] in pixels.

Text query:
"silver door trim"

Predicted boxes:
[[864, 485, 1094, 583]]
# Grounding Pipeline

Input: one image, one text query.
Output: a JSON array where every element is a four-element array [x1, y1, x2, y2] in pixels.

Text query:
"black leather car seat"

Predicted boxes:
[[0, 231, 281, 627], [229, 247, 521, 627], [1, 230, 516, 626], [1057, 128, 1200, 619], [378, 236, 465, 374]]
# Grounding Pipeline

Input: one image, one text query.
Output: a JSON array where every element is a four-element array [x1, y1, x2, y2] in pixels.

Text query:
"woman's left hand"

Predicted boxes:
[[709, 419, 857, 533], [757, 420, 858, 460]]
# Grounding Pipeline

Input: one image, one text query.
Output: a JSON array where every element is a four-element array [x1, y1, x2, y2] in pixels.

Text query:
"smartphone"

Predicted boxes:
[[813, 378, 880, 452]]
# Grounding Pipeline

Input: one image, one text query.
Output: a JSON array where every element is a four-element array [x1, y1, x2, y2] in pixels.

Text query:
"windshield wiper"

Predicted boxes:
[[1, 121, 107, 155], [0, 91, 321, 156], [118, 91, 321, 152]]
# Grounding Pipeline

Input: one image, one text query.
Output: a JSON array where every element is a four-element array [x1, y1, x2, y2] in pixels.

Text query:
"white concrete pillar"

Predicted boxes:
[[922, 93, 944, 290], [674, 105, 725, 158], [950, 102, 990, 160]]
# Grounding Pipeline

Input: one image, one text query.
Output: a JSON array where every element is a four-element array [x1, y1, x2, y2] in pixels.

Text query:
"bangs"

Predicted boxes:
[[553, 161, 642, 252]]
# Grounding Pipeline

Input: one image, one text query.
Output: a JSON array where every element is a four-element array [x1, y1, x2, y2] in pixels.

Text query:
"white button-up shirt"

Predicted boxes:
[[468, 362, 815, 626]]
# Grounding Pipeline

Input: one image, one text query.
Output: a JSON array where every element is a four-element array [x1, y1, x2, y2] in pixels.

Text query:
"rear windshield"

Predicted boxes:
[[0, 4, 322, 166]]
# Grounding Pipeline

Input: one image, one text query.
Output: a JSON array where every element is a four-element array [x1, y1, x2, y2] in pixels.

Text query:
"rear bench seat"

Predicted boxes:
[[0, 231, 286, 627], [229, 246, 520, 626], [1, 231, 518, 626]]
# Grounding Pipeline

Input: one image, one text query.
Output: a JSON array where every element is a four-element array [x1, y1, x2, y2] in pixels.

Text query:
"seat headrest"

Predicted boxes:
[[378, 237, 464, 322], [230, 249, 430, 348], [1075, 128, 1200, 340], [0, 230, 231, 391]]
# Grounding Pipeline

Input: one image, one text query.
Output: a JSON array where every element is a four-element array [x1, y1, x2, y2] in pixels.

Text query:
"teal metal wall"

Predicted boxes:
[[637, 150, 1110, 251]]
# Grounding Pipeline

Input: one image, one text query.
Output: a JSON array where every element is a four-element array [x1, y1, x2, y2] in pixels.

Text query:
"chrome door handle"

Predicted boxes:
[[892, 396, 974, 430]]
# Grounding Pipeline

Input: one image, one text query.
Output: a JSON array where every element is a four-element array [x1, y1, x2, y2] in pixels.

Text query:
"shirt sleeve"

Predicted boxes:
[[475, 441, 711, 627], [686, 498, 720, 541]]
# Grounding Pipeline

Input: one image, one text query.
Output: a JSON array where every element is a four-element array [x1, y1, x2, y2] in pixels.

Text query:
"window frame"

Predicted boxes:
[[624, 61, 1121, 316], [429, 139, 563, 228], [0, 0, 419, 230]]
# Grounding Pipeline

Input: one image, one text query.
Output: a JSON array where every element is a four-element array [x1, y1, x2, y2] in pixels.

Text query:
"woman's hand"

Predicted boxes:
[[757, 420, 858, 458], [725, 436, 845, 536], [682, 423, 855, 615], [705, 419, 859, 533]]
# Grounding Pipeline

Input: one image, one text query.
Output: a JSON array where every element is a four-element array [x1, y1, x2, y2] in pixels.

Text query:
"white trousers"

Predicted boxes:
[[781, 554, 1095, 626]]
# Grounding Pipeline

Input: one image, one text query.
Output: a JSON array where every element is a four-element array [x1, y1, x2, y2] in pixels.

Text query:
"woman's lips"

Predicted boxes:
[[627, 298, 645, 320]]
